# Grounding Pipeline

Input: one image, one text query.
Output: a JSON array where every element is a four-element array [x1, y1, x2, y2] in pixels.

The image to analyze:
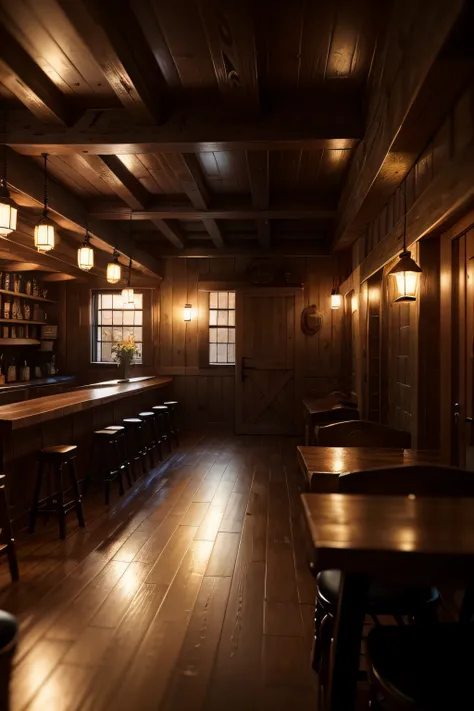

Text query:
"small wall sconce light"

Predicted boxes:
[[352, 294, 358, 313], [184, 303, 192, 322], [330, 288, 342, 310]]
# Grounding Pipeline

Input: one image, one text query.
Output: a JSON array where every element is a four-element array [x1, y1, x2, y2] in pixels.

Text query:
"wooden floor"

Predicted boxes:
[[0, 432, 319, 711]]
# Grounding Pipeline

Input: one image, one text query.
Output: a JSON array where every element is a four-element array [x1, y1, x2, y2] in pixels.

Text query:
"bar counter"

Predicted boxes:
[[0, 376, 172, 430], [0, 375, 173, 527]]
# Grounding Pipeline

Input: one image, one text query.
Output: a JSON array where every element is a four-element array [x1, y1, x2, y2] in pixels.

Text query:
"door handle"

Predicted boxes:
[[454, 402, 460, 427]]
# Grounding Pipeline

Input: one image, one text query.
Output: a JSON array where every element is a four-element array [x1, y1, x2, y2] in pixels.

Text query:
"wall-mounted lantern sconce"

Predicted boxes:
[[330, 288, 342, 310], [184, 303, 192, 322]]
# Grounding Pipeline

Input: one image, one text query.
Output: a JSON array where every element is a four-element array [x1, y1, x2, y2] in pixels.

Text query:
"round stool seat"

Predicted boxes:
[[163, 401, 178, 406], [152, 405, 168, 410], [105, 425, 125, 432], [139, 411, 155, 418], [0, 611, 17, 653], [38, 445, 77, 462], [123, 418, 143, 424], [93, 429, 120, 437]]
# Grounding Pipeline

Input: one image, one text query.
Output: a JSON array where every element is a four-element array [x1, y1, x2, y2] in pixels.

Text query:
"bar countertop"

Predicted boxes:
[[0, 375, 172, 430]]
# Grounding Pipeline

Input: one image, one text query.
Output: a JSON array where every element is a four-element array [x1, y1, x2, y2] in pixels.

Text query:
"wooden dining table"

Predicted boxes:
[[297, 446, 440, 491], [301, 493, 474, 711]]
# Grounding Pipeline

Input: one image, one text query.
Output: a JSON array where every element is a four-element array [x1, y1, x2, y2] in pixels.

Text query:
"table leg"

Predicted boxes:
[[325, 572, 369, 711]]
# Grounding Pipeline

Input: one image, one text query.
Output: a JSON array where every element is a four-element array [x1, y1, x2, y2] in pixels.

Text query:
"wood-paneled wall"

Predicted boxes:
[[59, 257, 344, 429], [157, 256, 343, 425]]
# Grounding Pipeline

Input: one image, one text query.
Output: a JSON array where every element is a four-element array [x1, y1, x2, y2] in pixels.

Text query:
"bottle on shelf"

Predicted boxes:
[[7, 358, 16, 383], [3, 297, 11, 320], [19, 361, 30, 382]]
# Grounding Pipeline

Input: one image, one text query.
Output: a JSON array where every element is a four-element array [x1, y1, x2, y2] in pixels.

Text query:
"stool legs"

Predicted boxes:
[[0, 482, 18, 582], [68, 460, 85, 528], [54, 465, 67, 540]]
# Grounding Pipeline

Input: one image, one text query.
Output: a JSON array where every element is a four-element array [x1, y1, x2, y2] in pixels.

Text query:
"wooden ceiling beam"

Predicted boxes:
[[6, 148, 162, 278], [164, 153, 224, 248], [3, 106, 361, 154], [89, 204, 336, 221], [79, 155, 150, 210], [0, 23, 70, 126], [333, 0, 467, 251], [150, 220, 185, 250], [57, 0, 167, 124]]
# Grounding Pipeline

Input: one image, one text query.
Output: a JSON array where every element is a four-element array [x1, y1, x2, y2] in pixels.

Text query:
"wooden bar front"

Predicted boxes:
[[0, 376, 172, 527]]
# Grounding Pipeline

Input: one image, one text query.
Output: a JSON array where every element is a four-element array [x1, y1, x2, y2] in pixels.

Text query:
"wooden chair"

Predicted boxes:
[[313, 464, 474, 697], [0, 610, 17, 710], [315, 420, 411, 448]]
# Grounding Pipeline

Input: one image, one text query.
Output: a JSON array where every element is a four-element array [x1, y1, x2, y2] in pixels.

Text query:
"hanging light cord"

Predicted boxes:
[[1, 144, 7, 188], [402, 180, 408, 253], [42, 152, 48, 217], [127, 256, 132, 286]]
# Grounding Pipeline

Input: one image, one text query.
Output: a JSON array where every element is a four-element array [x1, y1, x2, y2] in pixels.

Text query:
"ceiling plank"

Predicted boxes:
[[202, 218, 224, 249], [89, 204, 336, 221], [79, 155, 150, 210], [333, 0, 467, 251], [3, 106, 361, 154], [6, 148, 162, 277], [57, 0, 167, 124], [247, 150, 270, 249], [151, 220, 185, 249], [198, 0, 259, 113], [0, 23, 70, 126]]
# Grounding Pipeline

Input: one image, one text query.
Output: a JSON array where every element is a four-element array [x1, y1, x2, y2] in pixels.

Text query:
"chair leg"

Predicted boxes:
[[120, 435, 133, 487], [68, 459, 85, 528], [312, 601, 326, 672], [136, 426, 147, 475], [55, 464, 67, 540], [0, 482, 18, 582], [29, 462, 44, 534]]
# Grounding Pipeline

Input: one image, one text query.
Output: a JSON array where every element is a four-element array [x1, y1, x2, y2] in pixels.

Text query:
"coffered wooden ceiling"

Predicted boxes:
[[0, 0, 470, 275]]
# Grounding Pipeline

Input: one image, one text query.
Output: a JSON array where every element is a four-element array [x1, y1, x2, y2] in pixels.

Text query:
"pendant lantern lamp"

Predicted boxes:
[[122, 257, 134, 306], [106, 250, 121, 284], [34, 153, 55, 252], [0, 145, 17, 236], [388, 182, 422, 302], [77, 230, 94, 271]]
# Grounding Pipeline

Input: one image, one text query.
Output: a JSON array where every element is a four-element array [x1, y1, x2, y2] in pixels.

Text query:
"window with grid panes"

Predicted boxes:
[[92, 292, 143, 363], [209, 291, 235, 365]]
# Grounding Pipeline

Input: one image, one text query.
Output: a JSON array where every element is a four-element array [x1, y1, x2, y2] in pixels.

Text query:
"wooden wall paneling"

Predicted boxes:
[[439, 228, 453, 462], [159, 273, 173, 369], [185, 260, 200, 368], [417, 237, 441, 449], [170, 260, 187, 368]]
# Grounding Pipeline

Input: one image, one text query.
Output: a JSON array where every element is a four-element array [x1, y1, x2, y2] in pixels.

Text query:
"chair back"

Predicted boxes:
[[315, 420, 410, 448], [339, 464, 474, 497]]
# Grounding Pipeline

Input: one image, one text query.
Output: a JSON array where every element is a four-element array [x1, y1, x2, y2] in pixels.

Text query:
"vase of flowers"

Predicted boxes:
[[111, 335, 138, 381]]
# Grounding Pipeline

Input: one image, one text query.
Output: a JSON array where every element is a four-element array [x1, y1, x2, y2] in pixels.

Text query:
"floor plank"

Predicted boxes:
[[0, 433, 319, 711]]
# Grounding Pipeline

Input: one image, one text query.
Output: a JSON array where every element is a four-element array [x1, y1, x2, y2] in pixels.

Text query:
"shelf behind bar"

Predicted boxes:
[[0, 288, 56, 303]]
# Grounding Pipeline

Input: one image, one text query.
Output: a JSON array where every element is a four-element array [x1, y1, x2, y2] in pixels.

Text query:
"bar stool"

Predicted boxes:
[[0, 476, 18, 582], [104, 425, 133, 486], [30, 445, 85, 540], [138, 411, 159, 464], [122, 418, 148, 477], [163, 401, 180, 447], [152, 405, 171, 456], [86, 430, 125, 505]]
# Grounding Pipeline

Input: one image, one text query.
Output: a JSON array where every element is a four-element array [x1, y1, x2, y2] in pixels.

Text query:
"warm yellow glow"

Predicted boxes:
[[34, 221, 55, 252], [77, 244, 94, 271], [122, 287, 135, 306], [330, 293, 342, 310], [394, 271, 418, 300], [0, 201, 17, 236], [351, 294, 358, 313], [106, 261, 121, 284], [184, 303, 192, 322]]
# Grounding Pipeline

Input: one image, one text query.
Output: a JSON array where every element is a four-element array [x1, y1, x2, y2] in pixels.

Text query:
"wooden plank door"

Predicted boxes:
[[235, 287, 303, 435], [452, 228, 474, 468]]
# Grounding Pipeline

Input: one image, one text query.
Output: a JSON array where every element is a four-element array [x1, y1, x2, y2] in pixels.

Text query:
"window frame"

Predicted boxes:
[[198, 285, 237, 371], [90, 289, 153, 366], [208, 290, 236, 365]]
